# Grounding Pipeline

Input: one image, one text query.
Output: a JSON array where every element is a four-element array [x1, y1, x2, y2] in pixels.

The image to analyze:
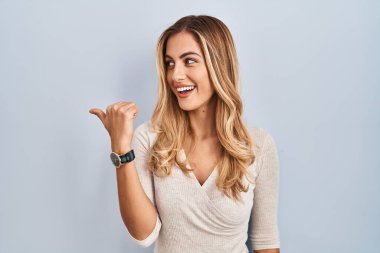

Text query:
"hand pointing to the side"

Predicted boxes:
[[89, 101, 138, 154]]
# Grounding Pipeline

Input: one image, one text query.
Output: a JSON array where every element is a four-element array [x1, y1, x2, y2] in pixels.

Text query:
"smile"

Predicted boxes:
[[176, 86, 196, 98], [176, 86, 195, 93]]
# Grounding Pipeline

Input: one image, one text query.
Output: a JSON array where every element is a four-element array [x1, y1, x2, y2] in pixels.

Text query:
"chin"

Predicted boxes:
[[177, 102, 199, 112], [178, 105, 196, 111]]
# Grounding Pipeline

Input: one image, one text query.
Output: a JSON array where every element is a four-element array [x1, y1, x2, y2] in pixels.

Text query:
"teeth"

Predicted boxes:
[[177, 86, 195, 92]]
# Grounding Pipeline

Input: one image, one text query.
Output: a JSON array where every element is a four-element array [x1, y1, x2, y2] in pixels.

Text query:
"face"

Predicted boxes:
[[164, 31, 215, 111]]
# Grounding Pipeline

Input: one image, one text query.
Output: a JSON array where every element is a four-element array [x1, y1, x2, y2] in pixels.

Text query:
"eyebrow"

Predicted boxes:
[[164, 51, 201, 59]]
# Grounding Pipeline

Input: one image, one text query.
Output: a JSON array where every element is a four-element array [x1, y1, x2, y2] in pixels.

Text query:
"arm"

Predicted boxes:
[[249, 132, 280, 251], [115, 123, 161, 247], [254, 249, 280, 253]]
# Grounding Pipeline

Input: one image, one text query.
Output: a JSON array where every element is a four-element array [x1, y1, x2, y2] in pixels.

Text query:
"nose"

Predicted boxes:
[[172, 63, 186, 82]]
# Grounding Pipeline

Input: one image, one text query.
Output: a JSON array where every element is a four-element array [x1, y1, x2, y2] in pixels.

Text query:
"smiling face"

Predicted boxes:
[[165, 31, 216, 111]]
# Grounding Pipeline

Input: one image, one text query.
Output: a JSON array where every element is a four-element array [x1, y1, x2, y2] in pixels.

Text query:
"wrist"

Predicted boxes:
[[110, 149, 135, 168], [112, 148, 132, 154]]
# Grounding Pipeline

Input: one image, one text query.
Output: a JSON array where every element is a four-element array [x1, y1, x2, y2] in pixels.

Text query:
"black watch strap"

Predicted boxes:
[[120, 149, 135, 164]]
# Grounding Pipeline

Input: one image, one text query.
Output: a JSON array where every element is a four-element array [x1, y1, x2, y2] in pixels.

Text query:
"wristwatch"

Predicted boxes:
[[110, 149, 135, 168]]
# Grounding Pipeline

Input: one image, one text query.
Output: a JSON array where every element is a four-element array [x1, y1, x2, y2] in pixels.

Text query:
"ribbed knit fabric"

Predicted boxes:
[[128, 120, 280, 252]]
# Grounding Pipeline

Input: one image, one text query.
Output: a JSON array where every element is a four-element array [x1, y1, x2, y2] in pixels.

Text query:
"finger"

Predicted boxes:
[[132, 104, 139, 118], [89, 108, 107, 126], [120, 103, 137, 116], [116, 102, 136, 113], [113, 101, 127, 110], [116, 102, 136, 111], [107, 101, 129, 113]]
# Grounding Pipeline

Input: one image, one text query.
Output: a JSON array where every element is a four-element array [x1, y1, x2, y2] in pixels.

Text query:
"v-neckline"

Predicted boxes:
[[180, 148, 218, 188]]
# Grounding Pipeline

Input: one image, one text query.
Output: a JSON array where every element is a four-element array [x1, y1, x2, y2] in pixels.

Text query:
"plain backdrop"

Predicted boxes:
[[0, 0, 379, 252]]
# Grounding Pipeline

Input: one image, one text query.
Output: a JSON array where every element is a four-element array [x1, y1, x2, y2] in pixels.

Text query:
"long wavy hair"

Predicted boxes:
[[148, 15, 256, 202]]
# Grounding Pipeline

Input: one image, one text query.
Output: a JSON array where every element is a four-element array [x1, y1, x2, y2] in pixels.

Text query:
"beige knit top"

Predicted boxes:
[[127, 120, 280, 252]]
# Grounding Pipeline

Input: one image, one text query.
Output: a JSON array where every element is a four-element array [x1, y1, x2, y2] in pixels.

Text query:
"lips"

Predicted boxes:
[[176, 85, 196, 98]]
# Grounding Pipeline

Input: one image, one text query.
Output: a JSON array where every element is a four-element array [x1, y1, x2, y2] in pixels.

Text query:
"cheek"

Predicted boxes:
[[191, 67, 209, 85], [166, 71, 171, 82], [195, 71, 212, 92]]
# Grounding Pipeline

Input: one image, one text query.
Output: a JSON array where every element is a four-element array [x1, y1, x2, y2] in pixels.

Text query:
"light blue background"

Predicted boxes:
[[1, 0, 379, 252]]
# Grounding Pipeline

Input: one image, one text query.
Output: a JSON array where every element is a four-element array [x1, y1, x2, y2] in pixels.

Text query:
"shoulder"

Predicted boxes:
[[246, 125, 280, 179], [246, 125, 277, 158], [134, 120, 153, 135], [132, 120, 158, 149]]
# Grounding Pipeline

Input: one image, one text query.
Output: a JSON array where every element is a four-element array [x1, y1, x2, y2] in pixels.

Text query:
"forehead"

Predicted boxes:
[[165, 31, 202, 56]]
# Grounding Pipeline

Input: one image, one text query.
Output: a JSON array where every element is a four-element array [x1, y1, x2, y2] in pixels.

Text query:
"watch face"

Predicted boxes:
[[110, 153, 120, 167]]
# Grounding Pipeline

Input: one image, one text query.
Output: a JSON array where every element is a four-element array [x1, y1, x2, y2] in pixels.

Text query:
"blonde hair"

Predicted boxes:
[[148, 15, 256, 202]]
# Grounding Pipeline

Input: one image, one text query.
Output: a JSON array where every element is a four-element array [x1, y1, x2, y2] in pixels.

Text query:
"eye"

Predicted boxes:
[[165, 60, 174, 68], [164, 58, 197, 69], [186, 58, 196, 64]]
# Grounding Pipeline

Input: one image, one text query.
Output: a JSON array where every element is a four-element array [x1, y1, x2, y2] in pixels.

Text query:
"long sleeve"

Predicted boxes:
[[128, 122, 161, 247], [249, 132, 280, 250]]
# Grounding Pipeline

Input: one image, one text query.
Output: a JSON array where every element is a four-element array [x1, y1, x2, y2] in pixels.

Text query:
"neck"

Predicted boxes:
[[187, 94, 217, 141]]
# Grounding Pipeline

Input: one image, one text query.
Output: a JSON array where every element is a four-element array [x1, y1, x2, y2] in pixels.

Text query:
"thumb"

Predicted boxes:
[[89, 108, 107, 126]]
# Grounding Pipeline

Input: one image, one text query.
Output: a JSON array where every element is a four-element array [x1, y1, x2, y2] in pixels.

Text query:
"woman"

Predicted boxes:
[[89, 15, 280, 253]]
